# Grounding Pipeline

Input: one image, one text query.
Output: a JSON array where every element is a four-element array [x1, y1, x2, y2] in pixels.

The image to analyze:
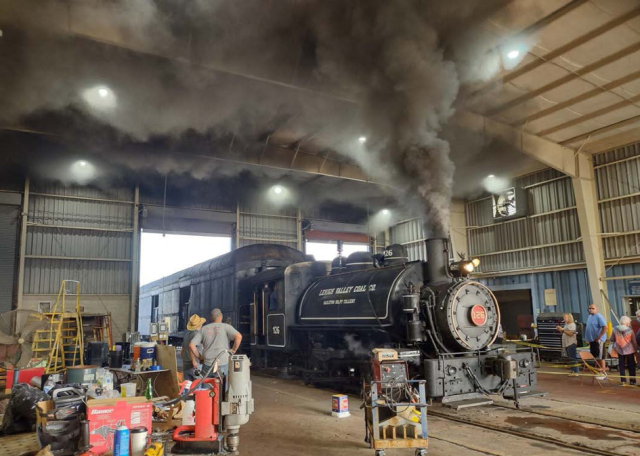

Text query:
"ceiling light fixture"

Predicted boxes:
[[358, 136, 367, 144], [507, 50, 520, 60], [382, 209, 390, 215], [98, 87, 109, 98], [273, 186, 283, 195], [79, 160, 87, 167]]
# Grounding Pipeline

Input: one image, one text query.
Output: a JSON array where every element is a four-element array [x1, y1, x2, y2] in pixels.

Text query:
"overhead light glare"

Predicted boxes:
[[472, 258, 481, 267], [273, 186, 283, 195], [382, 209, 390, 215], [507, 50, 520, 60], [358, 136, 367, 144], [487, 174, 495, 179], [463, 262, 475, 273], [98, 87, 109, 98], [79, 160, 87, 167]]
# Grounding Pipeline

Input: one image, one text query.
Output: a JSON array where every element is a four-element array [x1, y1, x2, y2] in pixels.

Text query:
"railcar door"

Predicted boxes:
[[250, 285, 265, 346]]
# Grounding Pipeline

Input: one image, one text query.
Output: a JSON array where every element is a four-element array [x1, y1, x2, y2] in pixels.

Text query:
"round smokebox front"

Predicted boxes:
[[439, 282, 500, 351]]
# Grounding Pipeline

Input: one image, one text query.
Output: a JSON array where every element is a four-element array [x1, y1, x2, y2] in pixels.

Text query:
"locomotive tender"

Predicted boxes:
[[140, 239, 538, 403]]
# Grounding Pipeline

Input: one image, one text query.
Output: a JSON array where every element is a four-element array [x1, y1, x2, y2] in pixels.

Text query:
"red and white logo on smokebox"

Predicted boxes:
[[470, 305, 487, 326]]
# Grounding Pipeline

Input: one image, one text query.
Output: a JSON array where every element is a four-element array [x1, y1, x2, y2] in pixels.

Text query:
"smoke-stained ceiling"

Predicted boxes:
[[1, 0, 639, 234]]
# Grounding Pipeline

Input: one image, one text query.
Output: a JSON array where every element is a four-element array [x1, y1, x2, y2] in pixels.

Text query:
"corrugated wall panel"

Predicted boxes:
[[515, 169, 564, 188], [593, 142, 640, 166], [390, 219, 427, 261], [30, 182, 133, 202], [0, 206, 19, 313], [24, 182, 134, 296], [238, 208, 298, 248], [26, 228, 132, 260], [595, 160, 640, 202], [600, 196, 640, 233], [467, 168, 584, 273], [527, 177, 574, 214], [24, 258, 131, 294], [29, 195, 133, 229], [606, 263, 640, 315], [480, 264, 640, 325], [466, 198, 493, 228]]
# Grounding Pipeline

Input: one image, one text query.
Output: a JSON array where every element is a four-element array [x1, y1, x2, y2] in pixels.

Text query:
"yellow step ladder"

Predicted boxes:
[[31, 280, 85, 373]]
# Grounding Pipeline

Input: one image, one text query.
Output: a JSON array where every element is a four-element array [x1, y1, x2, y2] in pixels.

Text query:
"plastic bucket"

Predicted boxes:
[[121, 382, 137, 397]]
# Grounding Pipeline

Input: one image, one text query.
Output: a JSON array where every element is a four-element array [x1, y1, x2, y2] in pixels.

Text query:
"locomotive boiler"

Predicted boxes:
[[242, 238, 538, 405]]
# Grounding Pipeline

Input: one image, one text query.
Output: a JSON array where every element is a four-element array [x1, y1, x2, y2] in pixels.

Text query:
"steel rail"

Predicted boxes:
[[491, 402, 639, 433], [429, 409, 630, 456]]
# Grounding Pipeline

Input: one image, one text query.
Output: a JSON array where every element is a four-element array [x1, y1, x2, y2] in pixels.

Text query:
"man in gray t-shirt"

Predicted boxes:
[[190, 308, 242, 377]]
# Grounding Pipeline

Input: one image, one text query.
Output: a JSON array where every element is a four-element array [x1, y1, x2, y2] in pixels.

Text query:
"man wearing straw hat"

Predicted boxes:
[[183, 314, 206, 380]]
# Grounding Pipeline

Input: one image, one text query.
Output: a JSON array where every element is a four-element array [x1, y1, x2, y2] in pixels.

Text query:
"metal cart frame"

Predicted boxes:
[[364, 379, 428, 456]]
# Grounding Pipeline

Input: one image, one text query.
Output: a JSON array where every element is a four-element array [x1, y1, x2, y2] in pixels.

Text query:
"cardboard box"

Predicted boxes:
[[36, 400, 54, 426], [87, 397, 153, 454], [331, 394, 350, 418]]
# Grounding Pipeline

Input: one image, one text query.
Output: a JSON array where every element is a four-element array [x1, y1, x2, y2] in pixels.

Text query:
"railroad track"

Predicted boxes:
[[429, 406, 639, 456], [491, 402, 640, 433]]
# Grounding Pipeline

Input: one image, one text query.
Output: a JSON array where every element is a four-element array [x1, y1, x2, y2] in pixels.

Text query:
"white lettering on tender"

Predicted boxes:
[[318, 283, 377, 298]]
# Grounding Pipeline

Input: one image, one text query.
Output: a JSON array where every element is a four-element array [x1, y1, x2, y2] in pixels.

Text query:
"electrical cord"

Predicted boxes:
[[160, 348, 235, 406]]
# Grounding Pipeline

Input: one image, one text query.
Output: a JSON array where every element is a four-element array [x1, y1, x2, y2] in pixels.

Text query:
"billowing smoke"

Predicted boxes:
[[0, 1, 519, 235], [344, 334, 370, 357]]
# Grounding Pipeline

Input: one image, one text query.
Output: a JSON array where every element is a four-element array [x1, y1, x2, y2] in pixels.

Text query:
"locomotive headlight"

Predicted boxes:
[[472, 258, 480, 268], [463, 262, 475, 273]]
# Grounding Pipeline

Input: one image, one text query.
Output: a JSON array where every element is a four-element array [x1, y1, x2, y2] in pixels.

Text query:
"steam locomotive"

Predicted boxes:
[[142, 239, 538, 403]]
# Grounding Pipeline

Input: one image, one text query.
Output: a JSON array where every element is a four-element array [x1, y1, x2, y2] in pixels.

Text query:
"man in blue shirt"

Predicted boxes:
[[584, 304, 607, 371]]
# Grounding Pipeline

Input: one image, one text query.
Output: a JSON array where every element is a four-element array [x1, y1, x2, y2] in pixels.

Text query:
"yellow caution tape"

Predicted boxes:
[[505, 339, 556, 349], [541, 363, 583, 368], [537, 370, 640, 381]]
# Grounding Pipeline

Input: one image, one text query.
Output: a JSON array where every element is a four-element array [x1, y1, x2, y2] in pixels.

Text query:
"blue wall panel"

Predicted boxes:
[[480, 264, 640, 325]]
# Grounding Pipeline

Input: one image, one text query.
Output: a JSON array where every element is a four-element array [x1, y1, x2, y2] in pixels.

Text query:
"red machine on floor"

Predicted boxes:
[[172, 355, 254, 455], [172, 378, 221, 453]]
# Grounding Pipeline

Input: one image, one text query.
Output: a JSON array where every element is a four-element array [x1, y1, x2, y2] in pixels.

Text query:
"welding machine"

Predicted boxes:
[[172, 354, 254, 454], [371, 348, 409, 393]]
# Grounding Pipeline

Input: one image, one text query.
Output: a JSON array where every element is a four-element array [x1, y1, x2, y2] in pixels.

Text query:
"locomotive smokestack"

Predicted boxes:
[[426, 238, 450, 284]]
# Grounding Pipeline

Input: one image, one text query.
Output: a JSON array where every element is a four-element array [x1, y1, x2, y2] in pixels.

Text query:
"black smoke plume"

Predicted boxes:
[[0, 0, 520, 236]]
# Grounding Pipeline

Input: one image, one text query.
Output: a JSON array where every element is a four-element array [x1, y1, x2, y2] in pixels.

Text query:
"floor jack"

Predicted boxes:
[[171, 355, 254, 455]]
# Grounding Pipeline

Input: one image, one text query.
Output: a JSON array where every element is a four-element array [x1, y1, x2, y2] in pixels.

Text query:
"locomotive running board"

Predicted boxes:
[[442, 393, 493, 410], [502, 390, 548, 401], [443, 397, 494, 410]]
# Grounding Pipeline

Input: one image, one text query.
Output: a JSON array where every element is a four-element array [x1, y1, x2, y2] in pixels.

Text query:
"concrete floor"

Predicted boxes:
[[2, 370, 640, 456]]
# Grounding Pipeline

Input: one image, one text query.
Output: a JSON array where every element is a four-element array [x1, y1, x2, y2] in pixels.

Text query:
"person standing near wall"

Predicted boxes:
[[557, 313, 579, 376], [584, 304, 607, 372], [610, 316, 639, 386]]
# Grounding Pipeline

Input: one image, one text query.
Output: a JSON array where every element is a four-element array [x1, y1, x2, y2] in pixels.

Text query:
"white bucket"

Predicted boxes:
[[121, 382, 137, 397]]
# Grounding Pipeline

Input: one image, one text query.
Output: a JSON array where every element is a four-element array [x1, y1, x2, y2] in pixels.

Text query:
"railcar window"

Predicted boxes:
[[269, 282, 278, 310], [151, 295, 159, 323]]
